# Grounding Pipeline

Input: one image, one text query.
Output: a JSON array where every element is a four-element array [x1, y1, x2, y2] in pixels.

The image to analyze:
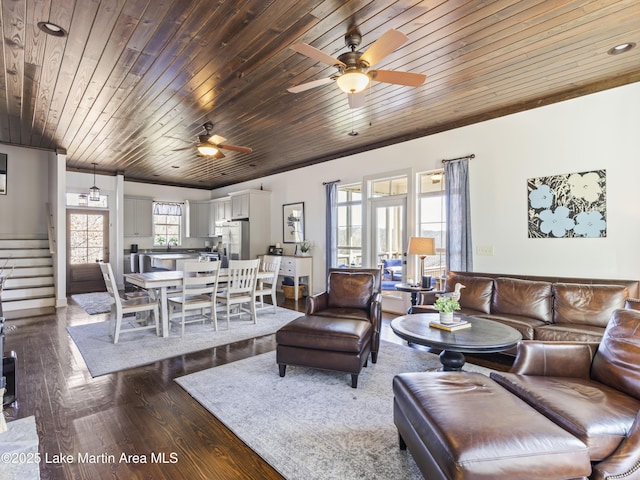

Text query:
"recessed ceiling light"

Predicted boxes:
[[608, 42, 636, 55], [37, 21, 67, 37]]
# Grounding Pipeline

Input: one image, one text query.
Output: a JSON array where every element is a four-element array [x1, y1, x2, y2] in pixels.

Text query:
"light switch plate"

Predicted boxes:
[[476, 245, 494, 256]]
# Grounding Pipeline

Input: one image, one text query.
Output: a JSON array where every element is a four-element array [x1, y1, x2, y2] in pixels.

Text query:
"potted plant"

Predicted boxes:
[[433, 296, 461, 324], [299, 240, 313, 256]]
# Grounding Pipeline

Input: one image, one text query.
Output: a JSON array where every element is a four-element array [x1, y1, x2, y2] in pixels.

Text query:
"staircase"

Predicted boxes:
[[0, 239, 56, 319]]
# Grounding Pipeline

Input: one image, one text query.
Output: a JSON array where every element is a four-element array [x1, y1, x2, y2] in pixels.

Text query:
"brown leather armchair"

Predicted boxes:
[[306, 268, 382, 361], [276, 268, 382, 388], [490, 308, 640, 479]]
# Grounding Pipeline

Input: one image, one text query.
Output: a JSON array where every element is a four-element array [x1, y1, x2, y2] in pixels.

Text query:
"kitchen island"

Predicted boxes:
[[140, 252, 201, 271]]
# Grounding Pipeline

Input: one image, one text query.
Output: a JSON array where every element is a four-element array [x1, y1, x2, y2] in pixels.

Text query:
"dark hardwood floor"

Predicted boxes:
[[3, 296, 512, 480]]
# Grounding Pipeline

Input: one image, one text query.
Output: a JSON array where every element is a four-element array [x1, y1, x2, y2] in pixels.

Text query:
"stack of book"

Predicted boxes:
[[429, 318, 471, 331]]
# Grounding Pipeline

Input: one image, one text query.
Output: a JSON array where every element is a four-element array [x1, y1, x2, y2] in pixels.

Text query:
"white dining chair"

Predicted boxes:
[[99, 262, 160, 343], [167, 260, 220, 337], [216, 258, 260, 328], [255, 255, 281, 314]]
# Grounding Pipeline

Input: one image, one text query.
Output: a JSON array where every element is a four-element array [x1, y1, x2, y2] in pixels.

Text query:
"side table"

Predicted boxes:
[[394, 283, 433, 313]]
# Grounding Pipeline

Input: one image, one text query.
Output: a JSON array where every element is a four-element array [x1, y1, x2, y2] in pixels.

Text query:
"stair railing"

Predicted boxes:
[[46, 203, 56, 254]]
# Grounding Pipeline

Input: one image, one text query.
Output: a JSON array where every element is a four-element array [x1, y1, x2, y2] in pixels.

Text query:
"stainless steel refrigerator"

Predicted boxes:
[[219, 220, 250, 261]]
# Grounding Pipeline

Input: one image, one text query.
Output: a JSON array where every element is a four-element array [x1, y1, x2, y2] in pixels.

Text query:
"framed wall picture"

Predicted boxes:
[[0, 153, 6, 195], [283, 202, 304, 243], [527, 169, 607, 238]]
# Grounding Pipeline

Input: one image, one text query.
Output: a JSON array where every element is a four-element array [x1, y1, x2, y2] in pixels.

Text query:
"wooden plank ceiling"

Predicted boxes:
[[0, 0, 639, 190]]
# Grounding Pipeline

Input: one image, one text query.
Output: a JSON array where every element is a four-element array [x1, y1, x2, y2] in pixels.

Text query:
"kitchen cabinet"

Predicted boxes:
[[231, 193, 250, 219], [229, 189, 270, 220], [213, 197, 231, 222], [189, 201, 211, 238], [124, 196, 153, 237]]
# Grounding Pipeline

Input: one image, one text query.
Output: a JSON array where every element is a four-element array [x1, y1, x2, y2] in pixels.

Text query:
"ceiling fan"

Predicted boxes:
[[287, 27, 426, 108], [173, 122, 253, 158]]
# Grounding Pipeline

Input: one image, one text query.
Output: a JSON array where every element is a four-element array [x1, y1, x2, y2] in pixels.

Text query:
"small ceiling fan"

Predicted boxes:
[[287, 27, 426, 108], [173, 122, 253, 158]]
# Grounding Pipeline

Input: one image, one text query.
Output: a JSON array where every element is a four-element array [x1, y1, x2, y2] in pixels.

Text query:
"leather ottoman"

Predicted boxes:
[[276, 314, 372, 388], [393, 372, 592, 480]]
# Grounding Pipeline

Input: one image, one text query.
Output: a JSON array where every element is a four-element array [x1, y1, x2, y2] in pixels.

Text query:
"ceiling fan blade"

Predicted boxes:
[[287, 76, 334, 93], [359, 29, 408, 68], [208, 134, 226, 145], [218, 143, 253, 154], [290, 43, 345, 67], [370, 69, 426, 87], [172, 146, 195, 152], [348, 91, 366, 110]]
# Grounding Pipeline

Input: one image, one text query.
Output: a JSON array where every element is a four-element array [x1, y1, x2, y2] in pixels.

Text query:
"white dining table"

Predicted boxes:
[[124, 269, 273, 337]]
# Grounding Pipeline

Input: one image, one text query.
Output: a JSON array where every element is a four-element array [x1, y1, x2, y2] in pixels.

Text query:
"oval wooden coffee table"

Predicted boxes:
[[390, 313, 522, 371]]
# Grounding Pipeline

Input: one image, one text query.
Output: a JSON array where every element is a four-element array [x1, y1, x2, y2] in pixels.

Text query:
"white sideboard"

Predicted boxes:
[[278, 255, 312, 299]]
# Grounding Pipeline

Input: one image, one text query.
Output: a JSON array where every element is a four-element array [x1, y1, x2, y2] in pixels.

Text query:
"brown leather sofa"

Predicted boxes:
[[393, 308, 640, 479], [413, 271, 639, 345], [491, 308, 640, 480], [276, 268, 381, 388]]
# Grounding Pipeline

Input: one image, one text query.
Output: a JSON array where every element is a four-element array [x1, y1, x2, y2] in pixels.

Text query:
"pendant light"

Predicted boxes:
[[89, 163, 100, 201]]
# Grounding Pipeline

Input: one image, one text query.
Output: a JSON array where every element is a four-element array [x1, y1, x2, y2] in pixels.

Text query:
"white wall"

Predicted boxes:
[[213, 82, 640, 290], [0, 144, 50, 238]]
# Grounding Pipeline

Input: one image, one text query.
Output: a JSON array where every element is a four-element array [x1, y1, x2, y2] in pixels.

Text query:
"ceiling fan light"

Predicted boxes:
[[197, 144, 218, 156], [336, 71, 370, 93]]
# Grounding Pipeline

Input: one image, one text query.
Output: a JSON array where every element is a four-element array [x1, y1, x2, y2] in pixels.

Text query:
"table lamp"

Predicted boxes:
[[407, 237, 436, 288]]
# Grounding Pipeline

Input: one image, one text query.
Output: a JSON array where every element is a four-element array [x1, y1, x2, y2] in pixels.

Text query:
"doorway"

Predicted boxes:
[[371, 196, 409, 313], [67, 209, 109, 294]]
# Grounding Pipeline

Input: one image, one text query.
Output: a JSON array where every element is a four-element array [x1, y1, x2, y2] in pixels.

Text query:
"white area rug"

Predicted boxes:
[[176, 340, 492, 480], [71, 292, 111, 315], [67, 307, 301, 377], [0, 416, 40, 480]]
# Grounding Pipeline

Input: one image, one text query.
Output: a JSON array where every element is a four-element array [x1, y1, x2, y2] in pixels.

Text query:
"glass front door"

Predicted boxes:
[[67, 209, 109, 294]]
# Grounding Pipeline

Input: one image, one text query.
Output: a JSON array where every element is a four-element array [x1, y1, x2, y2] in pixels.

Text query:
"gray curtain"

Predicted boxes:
[[445, 159, 473, 272], [325, 182, 338, 288]]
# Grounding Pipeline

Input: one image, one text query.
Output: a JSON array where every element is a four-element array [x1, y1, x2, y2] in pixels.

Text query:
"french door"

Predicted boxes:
[[371, 196, 409, 312], [67, 209, 109, 294], [372, 196, 407, 271]]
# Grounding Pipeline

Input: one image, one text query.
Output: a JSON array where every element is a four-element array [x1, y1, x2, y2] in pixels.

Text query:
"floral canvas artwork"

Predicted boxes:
[[527, 169, 606, 238]]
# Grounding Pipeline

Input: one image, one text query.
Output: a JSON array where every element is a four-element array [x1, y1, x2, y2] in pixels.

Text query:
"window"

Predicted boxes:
[[66, 192, 108, 208], [153, 202, 182, 246], [337, 184, 362, 267], [371, 177, 407, 197], [418, 170, 446, 277], [332, 171, 446, 279]]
